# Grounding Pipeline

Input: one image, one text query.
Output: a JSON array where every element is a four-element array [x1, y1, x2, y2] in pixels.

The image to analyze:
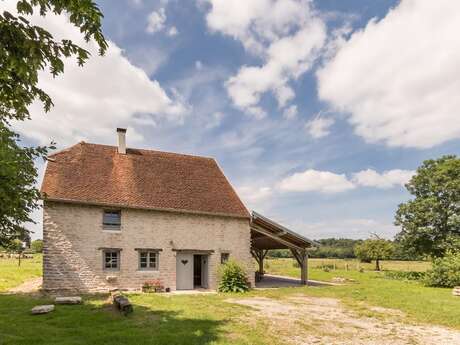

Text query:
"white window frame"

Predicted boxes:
[[138, 251, 159, 271], [103, 249, 120, 271]]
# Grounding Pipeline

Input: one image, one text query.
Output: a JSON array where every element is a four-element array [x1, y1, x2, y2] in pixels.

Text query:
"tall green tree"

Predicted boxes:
[[395, 156, 460, 258], [354, 238, 394, 271], [0, 0, 107, 246]]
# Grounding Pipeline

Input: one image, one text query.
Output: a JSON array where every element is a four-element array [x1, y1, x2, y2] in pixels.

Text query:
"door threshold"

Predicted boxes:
[[167, 289, 216, 295]]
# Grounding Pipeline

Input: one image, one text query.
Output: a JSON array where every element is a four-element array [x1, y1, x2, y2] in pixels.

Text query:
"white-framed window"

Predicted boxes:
[[103, 250, 120, 270], [103, 210, 121, 230], [221, 253, 230, 264], [139, 251, 159, 270]]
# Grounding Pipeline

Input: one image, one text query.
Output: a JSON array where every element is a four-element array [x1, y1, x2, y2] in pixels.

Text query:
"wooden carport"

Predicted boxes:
[[250, 211, 318, 285]]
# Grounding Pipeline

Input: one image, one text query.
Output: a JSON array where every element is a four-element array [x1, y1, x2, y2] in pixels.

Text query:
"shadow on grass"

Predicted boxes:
[[0, 293, 227, 345]]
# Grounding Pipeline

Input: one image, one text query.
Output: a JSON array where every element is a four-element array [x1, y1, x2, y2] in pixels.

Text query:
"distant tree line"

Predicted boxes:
[[267, 238, 423, 261]]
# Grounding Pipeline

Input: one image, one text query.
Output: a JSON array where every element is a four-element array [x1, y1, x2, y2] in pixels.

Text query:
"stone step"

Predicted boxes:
[[453, 287, 460, 296], [55, 296, 82, 304], [31, 305, 55, 315]]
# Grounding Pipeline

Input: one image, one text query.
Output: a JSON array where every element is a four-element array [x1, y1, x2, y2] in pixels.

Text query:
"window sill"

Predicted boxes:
[[102, 229, 121, 233], [136, 270, 159, 273]]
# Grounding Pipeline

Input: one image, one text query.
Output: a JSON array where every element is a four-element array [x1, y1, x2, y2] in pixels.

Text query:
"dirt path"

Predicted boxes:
[[8, 277, 42, 294], [227, 295, 460, 345]]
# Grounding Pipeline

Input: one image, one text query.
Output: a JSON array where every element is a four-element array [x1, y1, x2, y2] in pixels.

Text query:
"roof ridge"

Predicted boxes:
[[47, 141, 85, 158], [69, 142, 215, 160]]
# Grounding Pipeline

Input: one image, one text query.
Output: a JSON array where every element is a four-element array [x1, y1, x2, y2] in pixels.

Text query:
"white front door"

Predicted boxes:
[[176, 253, 194, 290]]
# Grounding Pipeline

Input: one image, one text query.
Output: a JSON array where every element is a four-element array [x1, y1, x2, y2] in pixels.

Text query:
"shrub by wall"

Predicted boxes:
[[218, 260, 250, 293]]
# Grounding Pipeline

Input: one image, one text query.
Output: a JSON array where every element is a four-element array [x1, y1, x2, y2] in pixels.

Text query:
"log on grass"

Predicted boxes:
[[112, 292, 133, 315]]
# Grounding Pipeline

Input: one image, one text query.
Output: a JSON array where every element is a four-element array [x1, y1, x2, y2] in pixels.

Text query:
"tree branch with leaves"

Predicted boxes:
[[0, 0, 107, 246]]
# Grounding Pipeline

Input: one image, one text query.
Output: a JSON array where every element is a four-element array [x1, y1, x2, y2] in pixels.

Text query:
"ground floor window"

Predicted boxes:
[[103, 250, 120, 270], [139, 251, 159, 270], [221, 253, 230, 264]]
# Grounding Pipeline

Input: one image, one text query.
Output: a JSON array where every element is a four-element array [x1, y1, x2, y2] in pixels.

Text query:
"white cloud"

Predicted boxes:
[[305, 116, 334, 138], [6, 3, 186, 147], [168, 26, 179, 36], [204, 0, 326, 117], [237, 185, 273, 211], [278, 169, 355, 193], [127, 46, 169, 76], [283, 105, 298, 120], [205, 111, 224, 129], [317, 0, 460, 148], [352, 169, 414, 189], [277, 168, 413, 194], [195, 60, 203, 70], [238, 185, 272, 203], [146, 8, 166, 34]]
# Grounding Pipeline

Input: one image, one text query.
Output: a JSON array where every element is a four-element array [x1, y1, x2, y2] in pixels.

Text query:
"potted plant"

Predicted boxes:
[[142, 279, 164, 293]]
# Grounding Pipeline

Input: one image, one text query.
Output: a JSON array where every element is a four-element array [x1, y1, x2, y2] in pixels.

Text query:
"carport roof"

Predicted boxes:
[[250, 211, 319, 250]]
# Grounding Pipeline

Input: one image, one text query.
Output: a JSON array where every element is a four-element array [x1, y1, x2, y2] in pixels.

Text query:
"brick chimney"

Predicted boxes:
[[117, 128, 127, 154]]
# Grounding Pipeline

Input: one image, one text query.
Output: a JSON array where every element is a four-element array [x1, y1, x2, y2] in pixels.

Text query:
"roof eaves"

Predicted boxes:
[[43, 197, 251, 220], [251, 211, 320, 247]]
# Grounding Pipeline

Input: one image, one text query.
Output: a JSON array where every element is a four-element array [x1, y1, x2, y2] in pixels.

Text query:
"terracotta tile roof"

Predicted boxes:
[[41, 142, 249, 218]]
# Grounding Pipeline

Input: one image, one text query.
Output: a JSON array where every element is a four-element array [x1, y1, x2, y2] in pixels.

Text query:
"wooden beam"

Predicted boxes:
[[250, 249, 260, 265], [251, 224, 304, 251], [262, 249, 269, 260]]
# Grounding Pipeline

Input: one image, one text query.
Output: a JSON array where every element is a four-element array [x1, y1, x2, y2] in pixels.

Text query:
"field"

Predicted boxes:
[[264, 258, 458, 328], [0, 255, 459, 344], [265, 257, 431, 274], [0, 254, 42, 291]]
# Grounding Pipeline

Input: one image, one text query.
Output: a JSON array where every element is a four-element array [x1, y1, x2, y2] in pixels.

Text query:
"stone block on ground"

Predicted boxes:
[[55, 296, 82, 304], [31, 305, 55, 315]]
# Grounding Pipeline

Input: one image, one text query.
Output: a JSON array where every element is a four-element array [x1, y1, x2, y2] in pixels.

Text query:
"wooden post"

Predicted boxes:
[[291, 248, 308, 285], [257, 250, 264, 275], [300, 251, 308, 285], [251, 249, 268, 277]]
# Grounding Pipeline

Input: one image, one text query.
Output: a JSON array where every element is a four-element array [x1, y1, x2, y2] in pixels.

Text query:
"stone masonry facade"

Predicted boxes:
[[43, 201, 254, 292]]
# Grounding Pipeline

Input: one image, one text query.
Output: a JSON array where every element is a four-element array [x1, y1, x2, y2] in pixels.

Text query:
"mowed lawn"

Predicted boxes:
[[0, 256, 459, 344], [0, 254, 42, 291]]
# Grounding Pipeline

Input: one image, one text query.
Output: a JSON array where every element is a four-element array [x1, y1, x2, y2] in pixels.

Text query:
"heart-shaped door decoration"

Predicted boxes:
[[181, 259, 188, 265]]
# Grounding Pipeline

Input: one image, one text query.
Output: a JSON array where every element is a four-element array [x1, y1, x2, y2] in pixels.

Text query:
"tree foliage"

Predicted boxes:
[[424, 251, 460, 288], [0, 1, 106, 246], [354, 238, 394, 271], [395, 156, 460, 258], [31, 239, 43, 253], [312, 238, 362, 259], [0, 0, 107, 123], [0, 125, 50, 247]]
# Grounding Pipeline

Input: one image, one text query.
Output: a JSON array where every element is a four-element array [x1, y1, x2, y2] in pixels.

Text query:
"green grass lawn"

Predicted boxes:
[[264, 258, 460, 329], [0, 256, 459, 344], [0, 293, 278, 345], [0, 254, 42, 292]]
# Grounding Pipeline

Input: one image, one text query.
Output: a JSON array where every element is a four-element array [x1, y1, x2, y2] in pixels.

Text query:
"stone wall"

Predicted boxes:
[[43, 201, 254, 292]]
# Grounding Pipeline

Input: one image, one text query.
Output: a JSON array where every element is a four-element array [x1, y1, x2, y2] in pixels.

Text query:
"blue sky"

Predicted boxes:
[[7, 0, 460, 240]]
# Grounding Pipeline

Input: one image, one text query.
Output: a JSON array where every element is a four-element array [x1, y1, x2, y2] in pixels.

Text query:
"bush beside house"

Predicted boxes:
[[218, 260, 250, 293]]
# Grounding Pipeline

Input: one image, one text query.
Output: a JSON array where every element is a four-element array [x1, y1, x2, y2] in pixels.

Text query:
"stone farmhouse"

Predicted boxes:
[[41, 128, 315, 292]]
